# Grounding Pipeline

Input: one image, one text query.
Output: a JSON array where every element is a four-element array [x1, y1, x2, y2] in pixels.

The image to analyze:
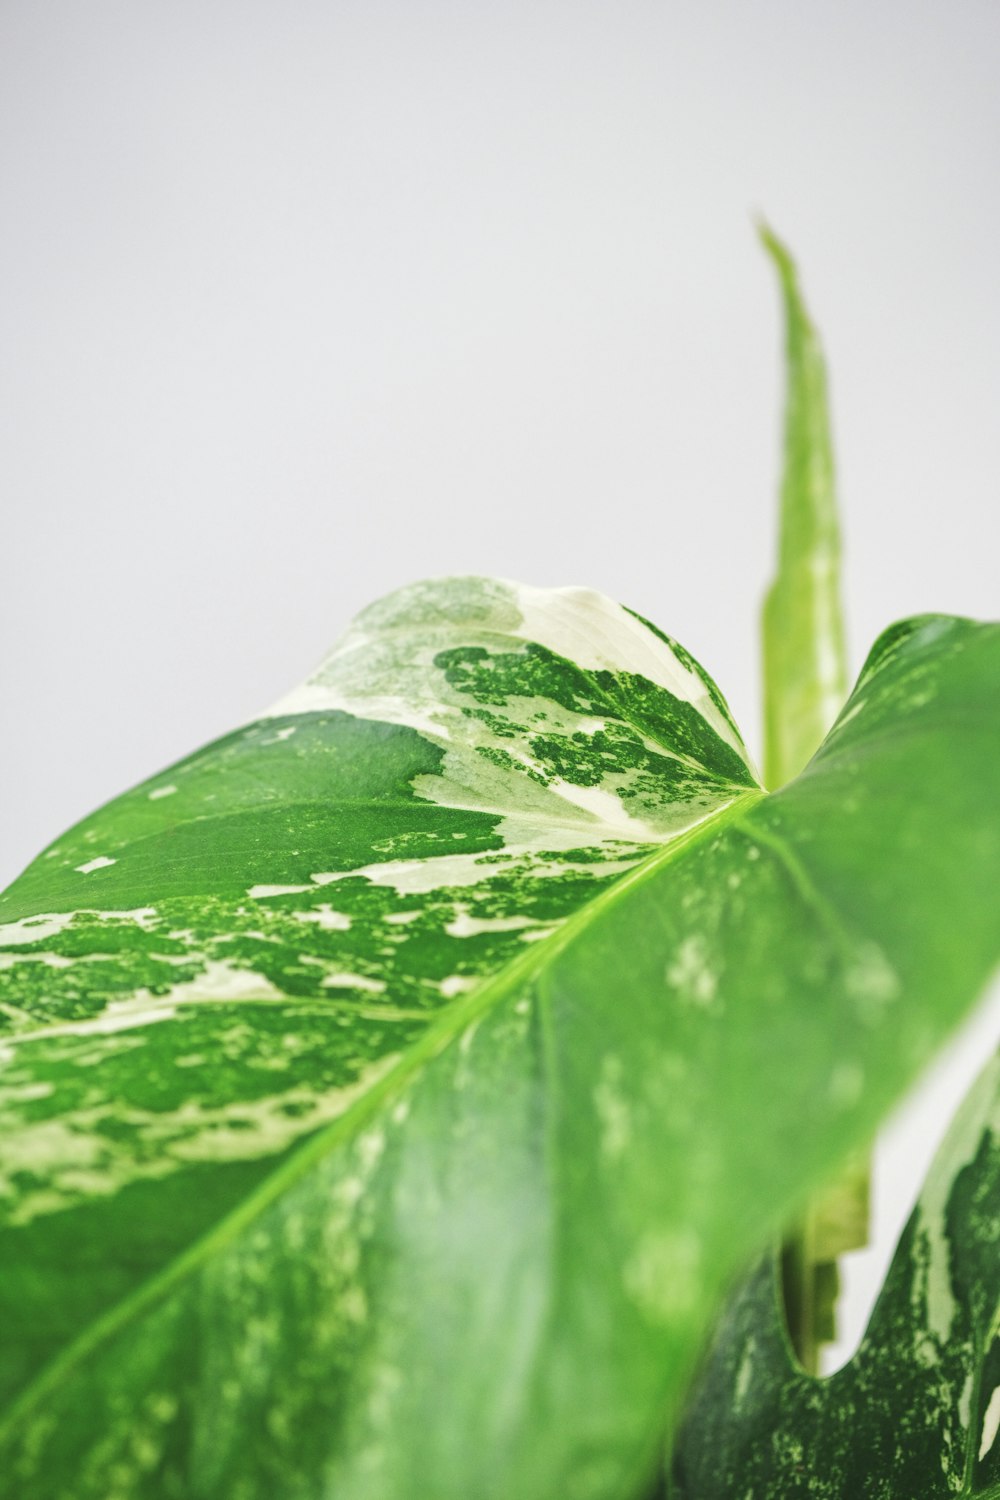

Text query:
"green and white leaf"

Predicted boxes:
[[672, 1046, 1000, 1498], [1, 578, 999, 1500], [0, 577, 754, 1386]]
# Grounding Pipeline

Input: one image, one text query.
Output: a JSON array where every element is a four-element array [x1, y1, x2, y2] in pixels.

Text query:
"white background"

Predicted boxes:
[[2, 1, 999, 1372]]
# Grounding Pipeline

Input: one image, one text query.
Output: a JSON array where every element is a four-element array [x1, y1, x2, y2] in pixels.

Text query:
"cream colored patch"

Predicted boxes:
[[2, 961, 286, 1050], [440, 976, 477, 999], [0, 907, 161, 943], [979, 1385, 1000, 1459], [292, 906, 352, 931], [444, 907, 550, 939], [310, 855, 498, 894], [0, 911, 81, 946], [666, 935, 719, 1009], [0, 1051, 402, 1227], [321, 972, 386, 996], [0, 952, 74, 970], [511, 581, 750, 763], [74, 856, 117, 874], [734, 1338, 756, 1407], [917, 1054, 1000, 1344]]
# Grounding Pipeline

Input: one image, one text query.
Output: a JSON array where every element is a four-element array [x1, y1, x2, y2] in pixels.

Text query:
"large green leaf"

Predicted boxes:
[[671, 1046, 1000, 1498], [0, 576, 757, 1401], [1, 580, 999, 1499]]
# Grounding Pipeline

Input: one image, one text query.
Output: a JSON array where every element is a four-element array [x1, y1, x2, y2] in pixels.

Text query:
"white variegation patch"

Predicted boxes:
[[0, 907, 159, 944], [272, 576, 742, 751], [443, 907, 549, 939], [509, 581, 745, 755], [264, 576, 758, 848], [980, 1384, 1000, 1460], [0, 1050, 403, 1227], [0, 961, 286, 1051], [915, 1052, 1000, 1345]]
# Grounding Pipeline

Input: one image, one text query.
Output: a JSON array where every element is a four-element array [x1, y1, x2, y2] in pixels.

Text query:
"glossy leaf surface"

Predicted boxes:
[[1, 582, 999, 1499], [0, 578, 756, 1404], [672, 1047, 1000, 1498]]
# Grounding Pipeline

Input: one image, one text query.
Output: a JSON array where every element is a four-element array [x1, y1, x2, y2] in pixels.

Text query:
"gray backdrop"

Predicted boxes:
[[3, 0, 998, 1375]]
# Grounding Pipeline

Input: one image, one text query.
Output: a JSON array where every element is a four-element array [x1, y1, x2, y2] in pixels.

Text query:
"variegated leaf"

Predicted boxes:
[[1, 582, 999, 1499], [0, 577, 754, 1385], [671, 1047, 1000, 1499]]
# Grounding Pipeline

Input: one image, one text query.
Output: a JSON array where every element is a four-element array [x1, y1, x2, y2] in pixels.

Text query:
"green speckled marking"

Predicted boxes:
[[672, 1051, 1000, 1499]]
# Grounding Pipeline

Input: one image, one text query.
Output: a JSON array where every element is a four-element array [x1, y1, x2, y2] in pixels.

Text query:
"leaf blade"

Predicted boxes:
[[0, 576, 758, 1412], [1, 588, 999, 1499], [672, 1043, 1000, 1498]]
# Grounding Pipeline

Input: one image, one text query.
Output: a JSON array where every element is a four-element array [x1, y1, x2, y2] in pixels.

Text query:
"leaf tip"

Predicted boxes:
[[755, 218, 804, 306]]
